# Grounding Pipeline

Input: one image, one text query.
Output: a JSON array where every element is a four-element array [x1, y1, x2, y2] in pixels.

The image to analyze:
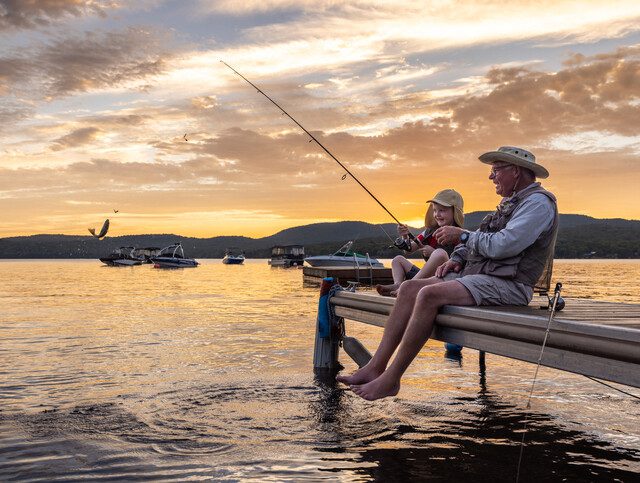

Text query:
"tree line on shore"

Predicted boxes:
[[0, 213, 638, 259]]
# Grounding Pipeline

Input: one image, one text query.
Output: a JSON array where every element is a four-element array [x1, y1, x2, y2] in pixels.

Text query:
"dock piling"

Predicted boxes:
[[313, 277, 341, 373]]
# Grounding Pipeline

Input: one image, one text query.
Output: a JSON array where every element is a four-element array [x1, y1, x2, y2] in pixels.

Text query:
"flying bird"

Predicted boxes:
[[88, 219, 110, 239], [183, 133, 188, 142], [113, 209, 119, 213]]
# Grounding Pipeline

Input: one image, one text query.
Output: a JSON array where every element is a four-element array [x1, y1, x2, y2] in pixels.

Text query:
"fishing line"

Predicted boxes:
[[221, 61, 412, 245], [583, 375, 640, 401], [515, 282, 562, 483]]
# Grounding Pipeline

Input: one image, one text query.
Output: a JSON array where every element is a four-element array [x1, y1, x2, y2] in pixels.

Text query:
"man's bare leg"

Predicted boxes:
[[414, 249, 448, 279], [387, 250, 448, 297], [351, 280, 475, 400], [337, 277, 444, 385]]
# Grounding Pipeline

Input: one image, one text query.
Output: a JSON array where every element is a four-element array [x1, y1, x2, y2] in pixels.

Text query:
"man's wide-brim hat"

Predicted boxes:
[[479, 146, 549, 179], [425, 189, 465, 228]]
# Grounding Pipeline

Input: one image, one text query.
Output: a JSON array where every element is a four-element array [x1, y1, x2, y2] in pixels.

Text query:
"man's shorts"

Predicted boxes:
[[406, 265, 420, 280], [443, 272, 533, 306]]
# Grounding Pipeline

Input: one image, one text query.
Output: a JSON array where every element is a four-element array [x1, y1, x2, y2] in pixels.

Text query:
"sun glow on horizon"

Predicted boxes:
[[1, 1, 639, 238]]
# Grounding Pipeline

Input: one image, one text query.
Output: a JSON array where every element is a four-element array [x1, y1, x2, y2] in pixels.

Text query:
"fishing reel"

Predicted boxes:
[[539, 282, 565, 311], [392, 236, 412, 252]]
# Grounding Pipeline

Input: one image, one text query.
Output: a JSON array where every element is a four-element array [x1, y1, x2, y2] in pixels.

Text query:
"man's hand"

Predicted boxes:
[[434, 226, 465, 245], [436, 260, 462, 278]]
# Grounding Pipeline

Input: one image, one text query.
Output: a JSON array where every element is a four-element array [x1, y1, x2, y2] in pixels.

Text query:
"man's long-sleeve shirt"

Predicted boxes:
[[450, 187, 555, 265]]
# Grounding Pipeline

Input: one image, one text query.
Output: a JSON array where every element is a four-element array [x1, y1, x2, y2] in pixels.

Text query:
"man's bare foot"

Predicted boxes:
[[351, 373, 400, 401], [336, 362, 383, 385], [389, 290, 398, 297], [376, 283, 399, 297]]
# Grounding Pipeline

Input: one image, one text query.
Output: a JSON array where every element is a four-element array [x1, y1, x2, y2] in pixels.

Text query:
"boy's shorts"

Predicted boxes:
[[406, 265, 420, 280]]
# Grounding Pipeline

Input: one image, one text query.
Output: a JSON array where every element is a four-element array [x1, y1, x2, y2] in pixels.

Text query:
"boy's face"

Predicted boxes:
[[432, 202, 454, 226]]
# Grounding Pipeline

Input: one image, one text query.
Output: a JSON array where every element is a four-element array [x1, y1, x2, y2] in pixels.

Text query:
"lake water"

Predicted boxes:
[[1, 259, 639, 481]]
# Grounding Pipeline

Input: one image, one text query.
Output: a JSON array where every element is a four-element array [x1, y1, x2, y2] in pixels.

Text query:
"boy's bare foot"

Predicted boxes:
[[375, 283, 399, 297], [336, 362, 383, 385], [351, 373, 400, 401]]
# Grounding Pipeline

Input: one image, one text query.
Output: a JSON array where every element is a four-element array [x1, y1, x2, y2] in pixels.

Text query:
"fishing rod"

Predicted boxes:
[[220, 61, 420, 247]]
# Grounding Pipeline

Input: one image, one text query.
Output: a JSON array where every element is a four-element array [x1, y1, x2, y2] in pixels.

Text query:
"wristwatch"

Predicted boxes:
[[460, 231, 470, 244]]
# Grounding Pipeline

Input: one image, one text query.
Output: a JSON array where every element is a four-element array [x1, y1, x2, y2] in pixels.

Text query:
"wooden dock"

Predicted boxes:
[[303, 266, 394, 286], [328, 291, 640, 388]]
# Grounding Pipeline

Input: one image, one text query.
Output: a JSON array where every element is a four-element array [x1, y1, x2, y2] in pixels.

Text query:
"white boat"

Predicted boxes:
[[222, 249, 245, 265], [304, 241, 384, 268], [151, 243, 199, 268], [99, 247, 144, 266]]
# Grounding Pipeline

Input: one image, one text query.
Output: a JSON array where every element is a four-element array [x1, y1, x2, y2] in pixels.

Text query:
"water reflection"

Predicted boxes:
[[0, 259, 639, 480], [309, 370, 640, 482]]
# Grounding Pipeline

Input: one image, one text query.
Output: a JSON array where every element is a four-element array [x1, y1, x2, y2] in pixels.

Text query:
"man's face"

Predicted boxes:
[[489, 162, 517, 196]]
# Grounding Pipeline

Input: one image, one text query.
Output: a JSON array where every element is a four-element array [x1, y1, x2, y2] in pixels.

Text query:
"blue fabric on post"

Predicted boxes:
[[316, 277, 334, 338]]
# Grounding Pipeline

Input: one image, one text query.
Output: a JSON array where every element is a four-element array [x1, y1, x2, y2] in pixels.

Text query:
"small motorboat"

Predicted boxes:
[[222, 249, 245, 265], [304, 241, 383, 268], [100, 247, 144, 266], [151, 242, 199, 268]]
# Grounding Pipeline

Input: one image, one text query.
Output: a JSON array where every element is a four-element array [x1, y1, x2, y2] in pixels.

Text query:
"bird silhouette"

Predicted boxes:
[[183, 133, 188, 142], [113, 209, 119, 213]]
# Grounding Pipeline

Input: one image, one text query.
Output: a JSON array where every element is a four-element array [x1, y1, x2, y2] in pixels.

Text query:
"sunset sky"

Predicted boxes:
[[1, 0, 639, 238]]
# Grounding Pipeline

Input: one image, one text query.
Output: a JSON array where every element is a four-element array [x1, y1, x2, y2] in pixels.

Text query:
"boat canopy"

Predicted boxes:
[[271, 245, 304, 256]]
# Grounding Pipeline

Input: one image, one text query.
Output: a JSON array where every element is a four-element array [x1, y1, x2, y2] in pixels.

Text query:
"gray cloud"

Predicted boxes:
[[1, 27, 170, 99], [0, 0, 116, 31], [51, 127, 101, 151]]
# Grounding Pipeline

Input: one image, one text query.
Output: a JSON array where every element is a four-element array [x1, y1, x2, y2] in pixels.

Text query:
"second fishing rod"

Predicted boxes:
[[221, 61, 421, 248]]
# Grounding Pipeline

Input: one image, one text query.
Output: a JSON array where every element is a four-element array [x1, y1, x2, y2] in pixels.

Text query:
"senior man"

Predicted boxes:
[[337, 146, 558, 401]]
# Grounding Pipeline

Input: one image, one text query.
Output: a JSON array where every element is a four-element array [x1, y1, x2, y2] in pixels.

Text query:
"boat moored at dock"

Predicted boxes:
[[305, 241, 383, 268]]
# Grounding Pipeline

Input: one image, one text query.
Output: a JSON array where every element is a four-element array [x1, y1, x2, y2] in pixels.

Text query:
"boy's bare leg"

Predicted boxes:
[[337, 277, 444, 385], [376, 256, 418, 295], [351, 280, 475, 400]]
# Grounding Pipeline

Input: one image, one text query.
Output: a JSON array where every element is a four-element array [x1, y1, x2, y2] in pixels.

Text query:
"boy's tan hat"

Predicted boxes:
[[425, 189, 464, 228], [478, 146, 549, 179]]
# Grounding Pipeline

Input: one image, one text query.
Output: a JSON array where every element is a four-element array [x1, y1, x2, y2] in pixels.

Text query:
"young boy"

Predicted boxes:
[[376, 189, 464, 297]]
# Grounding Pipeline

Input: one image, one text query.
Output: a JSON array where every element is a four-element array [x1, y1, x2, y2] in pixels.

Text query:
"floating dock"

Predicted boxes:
[[303, 266, 394, 286], [327, 291, 640, 388]]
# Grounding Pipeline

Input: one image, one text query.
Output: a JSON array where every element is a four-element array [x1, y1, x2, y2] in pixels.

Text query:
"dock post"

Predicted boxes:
[[313, 277, 341, 373], [479, 350, 486, 370]]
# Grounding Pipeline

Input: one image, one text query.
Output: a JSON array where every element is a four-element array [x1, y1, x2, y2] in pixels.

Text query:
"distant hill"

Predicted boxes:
[[0, 213, 638, 259]]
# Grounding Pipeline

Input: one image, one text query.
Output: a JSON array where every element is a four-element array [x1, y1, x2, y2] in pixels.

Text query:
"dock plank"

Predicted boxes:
[[303, 266, 394, 286], [329, 291, 640, 387]]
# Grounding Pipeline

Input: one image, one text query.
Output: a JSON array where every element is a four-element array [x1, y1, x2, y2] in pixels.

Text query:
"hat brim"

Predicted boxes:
[[426, 197, 452, 207], [479, 151, 549, 179]]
